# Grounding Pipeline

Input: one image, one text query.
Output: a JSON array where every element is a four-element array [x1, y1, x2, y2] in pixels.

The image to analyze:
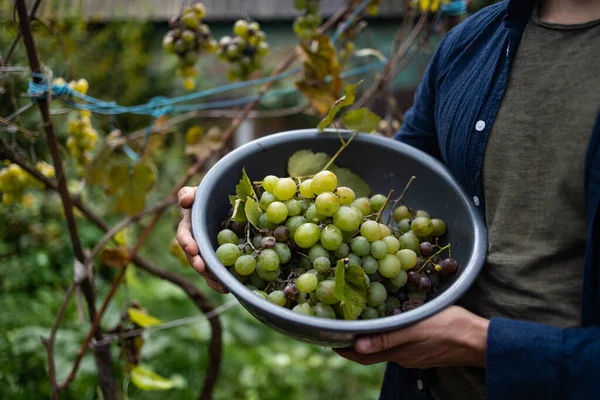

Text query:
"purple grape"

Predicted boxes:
[[261, 236, 277, 249], [407, 271, 421, 286], [284, 284, 299, 301], [231, 222, 245, 236], [273, 226, 290, 242], [392, 308, 402, 315], [440, 258, 458, 276], [408, 257, 423, 272], [402, 299, 424, 312], [418, 276, 432, 291], [419, 242, 434, 257], [395, 291, 409, 302], [368, 272, 383, 283]]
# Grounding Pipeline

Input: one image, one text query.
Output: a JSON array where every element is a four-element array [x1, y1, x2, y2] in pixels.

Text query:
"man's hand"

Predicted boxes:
[[335, 306, 489, 368], [176, 186, 228, 294]]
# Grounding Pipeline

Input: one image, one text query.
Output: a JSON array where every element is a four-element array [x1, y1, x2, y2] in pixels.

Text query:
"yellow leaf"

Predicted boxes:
[[130, 365, 176, 391], [100, 246, 130, 268], [295, 82, 338, 116], [112, 162, 157, 216], [127, 308, 162, 328]]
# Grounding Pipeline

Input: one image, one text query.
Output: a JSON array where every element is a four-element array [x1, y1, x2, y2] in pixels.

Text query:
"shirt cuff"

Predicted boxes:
[[486, 317, 564, 400]]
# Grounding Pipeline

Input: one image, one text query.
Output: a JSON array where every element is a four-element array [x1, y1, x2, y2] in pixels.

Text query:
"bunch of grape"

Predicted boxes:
[[215, 169, 458, 319], [162, 3, 218, 91], [293, 0, 322, 40], [0, 161, 55, 205], [217, 19, 269, 81], [66, 114, 98, 174], [377, 119, 401, 136]]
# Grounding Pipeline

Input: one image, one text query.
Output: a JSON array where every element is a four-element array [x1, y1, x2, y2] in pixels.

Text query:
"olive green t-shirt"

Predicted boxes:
[[430, 7, 600, 400]]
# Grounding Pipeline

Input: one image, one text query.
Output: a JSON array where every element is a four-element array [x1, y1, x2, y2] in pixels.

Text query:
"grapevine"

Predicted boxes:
[[162, 2, 218, 90], [217, 19, 270, 81]]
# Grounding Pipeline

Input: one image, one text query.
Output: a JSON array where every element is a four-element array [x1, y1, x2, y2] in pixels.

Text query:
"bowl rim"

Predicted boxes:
[[191, 128, 487, 334]]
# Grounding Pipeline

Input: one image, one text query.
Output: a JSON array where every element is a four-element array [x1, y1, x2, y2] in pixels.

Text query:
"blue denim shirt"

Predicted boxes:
[[381, 1, 600, 399]]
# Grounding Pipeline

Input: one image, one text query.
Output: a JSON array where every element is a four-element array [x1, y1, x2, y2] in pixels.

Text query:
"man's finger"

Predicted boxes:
[[178, 186, 197, 209], [177, 209, 199, 256], [334, 348, 388, 365], [354, 325, 426, 354]]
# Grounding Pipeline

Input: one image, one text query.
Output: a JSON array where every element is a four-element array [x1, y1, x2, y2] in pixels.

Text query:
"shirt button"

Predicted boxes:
[[417, 380, 424, 390], [473, 196, 480, 206], [475, 120, 486, 131]]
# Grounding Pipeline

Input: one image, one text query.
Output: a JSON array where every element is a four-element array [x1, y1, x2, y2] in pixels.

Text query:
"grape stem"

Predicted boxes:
[[374, 189, 394, 222], [417, 243, 451, 274], [386, 175, 416, 225], [320, 130, 359, 172], [245, 223, 257, 251]]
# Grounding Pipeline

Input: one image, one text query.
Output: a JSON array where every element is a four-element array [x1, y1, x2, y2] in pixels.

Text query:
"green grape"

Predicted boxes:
[[369, 194, 387, 211], [299, 179, 315, 199], [329, 244, 347, 260], [256, 264, 280, 281], [249, 272, 267, 289], [380, 224, 391, 238], [408, 290, 427, 301], [274, 242, 291, 264], [315, 280, 338, 304], [249, 21, 260, 32], [361, 307, 378, 319], [334, 186, 355, 206], [385, 296, 401, 312], [293, 303, 314, 316], [268, 290, 287, 306], [285, 199, 302, 216], [252, 235, 263, 249], [333, 206, 361, 232], [257, 42, 269, 56], [320, 224, 343, 251], [258, 213, 277, 230], [391, 269, 408, 287], [217, 229, 239, 245], [259, 192, 276, 211], [398, 218, 412, 234], [311, 170, 337, 195], [308, 244, 328, 262], [294, 0, 308, 10], [344, 254, 360, 268], [376, 303, 387, 317], [314, 256, 331, 273], [367, 282, 387, 307], [253, 290, 268, 300], [364, 273, 371, 286], [233, 19, 250, 38], [229, 267, 248, 283], [360, 220, 382, 242], [352, 197, 372, 216], [315, 191, 340, 216], [294, 223, 321, 248], [262, 175, 279, 193], [393, 205, 412, 222], [370, 240, 388, 260], [431, 218, 447, 237], [307, 268, 325, 282], [383, 236, 400, 254], [216, 243, 241, 266], [296, 291, 309, 304], [234, 254, 257, 275], [396, 249, 418, 270], [273, 178, 296, 200], [362, 255, 379, 274], [378, 254, 402, 278], [350, 236, 371, 257], [297, 272, 319, 293], [266, 201, 288, 224], [182, 11, 199, 29], [306, 204, 325, 223], [245, 284, 258, 291], [182, 29, 196, 44], [415, 210, 431, 218], [297, 199, 311, 214], [399, 231, 420, 253], [259, 249, 280, 271], [286, 215, 307, 237], [411, 217, 434, 237], [163, 35, 175, 53], [312, 302, 336, 319]]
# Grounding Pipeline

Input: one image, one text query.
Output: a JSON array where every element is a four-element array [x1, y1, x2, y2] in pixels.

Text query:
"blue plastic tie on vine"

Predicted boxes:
[[440, 0, 467, 16], [332, 0, 371, 42]]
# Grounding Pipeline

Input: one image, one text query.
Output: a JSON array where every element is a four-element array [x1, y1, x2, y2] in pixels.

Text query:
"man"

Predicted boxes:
[[176, 0, 600, 398]]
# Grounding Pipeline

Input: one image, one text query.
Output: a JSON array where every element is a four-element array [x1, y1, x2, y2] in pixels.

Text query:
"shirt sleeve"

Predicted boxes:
[[486, 317, 600, 400]]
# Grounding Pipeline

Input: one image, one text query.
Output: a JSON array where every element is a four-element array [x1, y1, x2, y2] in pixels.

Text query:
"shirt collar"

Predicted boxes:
[[505, 0, 538, 26]]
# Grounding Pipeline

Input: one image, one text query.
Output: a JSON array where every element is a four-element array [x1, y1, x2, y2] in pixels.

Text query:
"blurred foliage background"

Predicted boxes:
[[0, 0, 500, 398]]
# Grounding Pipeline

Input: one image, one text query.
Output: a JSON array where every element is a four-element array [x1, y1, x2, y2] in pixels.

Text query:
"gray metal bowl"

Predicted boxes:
[[191, 129, 487, 347]]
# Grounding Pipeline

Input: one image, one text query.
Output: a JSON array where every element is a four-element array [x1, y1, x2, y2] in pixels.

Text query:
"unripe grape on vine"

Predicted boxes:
[[217, 19, 270, 81]]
